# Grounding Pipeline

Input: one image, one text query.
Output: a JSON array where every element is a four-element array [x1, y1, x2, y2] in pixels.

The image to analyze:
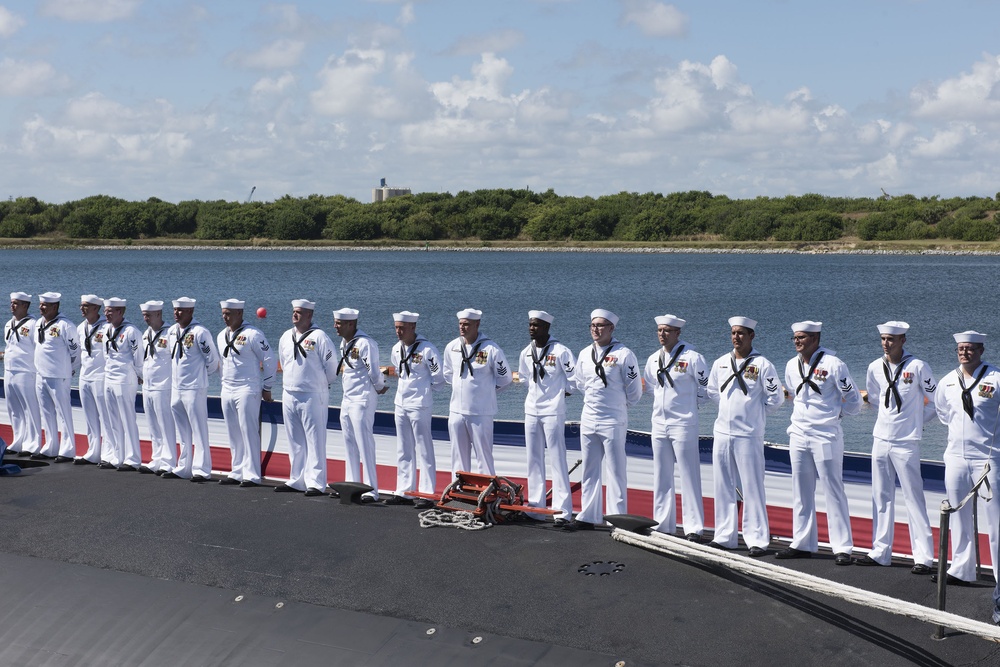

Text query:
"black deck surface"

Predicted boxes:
[[2, 461, 1000, 666]]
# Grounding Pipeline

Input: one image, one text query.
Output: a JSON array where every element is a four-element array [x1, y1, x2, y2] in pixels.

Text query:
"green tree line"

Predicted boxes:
[[1, 190, 998, 243]]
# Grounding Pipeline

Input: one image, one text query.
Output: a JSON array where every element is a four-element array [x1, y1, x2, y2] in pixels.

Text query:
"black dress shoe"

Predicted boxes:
[[414, 498, 433, 509], [930, 572, 971, 586], [707, 542, 730, 550], [571, 519, 595, 531], [304, 488, 323, 497], [553, 517, 571, 527], [17, 451, 33, 457], [138, 466, 155, 474], [53, 456, 74, 463], [160, 471, 181, 479], [911, 564, 934, 575], [685, 533, 703, 543], [3, 448, 15, 456], [117, 465, 137, 472], [74, 458, 96, 465], [834, 553, 853, 566], [360, 494, 378, 504], [775, 547, 812, 559], [29, 453, 50, 460], [274, 484, 300, 493], [854, 555, 882, 566], [384, 495, 414, 505], [239, 480, 260, 488], [328, 489, 340, 498], [97, 462, 117, 469], [748, 546, 767, 558], [190, 475, 211, 483], [219, 478, 240, 485]]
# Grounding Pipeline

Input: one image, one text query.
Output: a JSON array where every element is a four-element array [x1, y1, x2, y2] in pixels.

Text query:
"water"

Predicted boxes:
[[3, 248, 996, 461]]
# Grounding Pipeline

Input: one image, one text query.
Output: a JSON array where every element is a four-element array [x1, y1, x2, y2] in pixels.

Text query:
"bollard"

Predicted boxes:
[[933, 500, 952, 641]]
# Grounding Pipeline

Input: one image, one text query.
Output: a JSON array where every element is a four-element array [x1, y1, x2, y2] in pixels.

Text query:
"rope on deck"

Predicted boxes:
[[612, 529, 1000, 643], [418, 509, 491, 530]]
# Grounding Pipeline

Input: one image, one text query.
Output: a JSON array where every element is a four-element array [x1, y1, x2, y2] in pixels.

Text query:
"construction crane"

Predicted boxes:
[[246, 186, 256, 203]]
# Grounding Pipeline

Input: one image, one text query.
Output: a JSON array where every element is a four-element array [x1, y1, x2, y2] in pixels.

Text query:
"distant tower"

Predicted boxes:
[[372, 177, 411, 203]]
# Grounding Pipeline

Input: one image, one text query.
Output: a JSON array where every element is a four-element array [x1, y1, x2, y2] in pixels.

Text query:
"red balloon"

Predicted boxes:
[[256, 307, 267, 319]]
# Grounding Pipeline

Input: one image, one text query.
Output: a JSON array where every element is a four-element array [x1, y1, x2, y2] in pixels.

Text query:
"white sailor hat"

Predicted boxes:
[[457, 308, 482, 320], [528, 310, 554, 324], [729, 316, 757, 330], [291, 299, 315, 310], [80, 294, 102, 306], [172, 297, 196, 309], [654, 314, 686, 328], [791, 320, 822, 333], [103, 297, 126, 308], [877, 320, 909, 336], [38, 292, 61, 303], [591, 309, 619, 326], [333, 307, 359, 321], [140, 300, 163, 312], [393, 311, 419, 323], [10, 292, 31, 302], [954, 331, 987, 344], [220, 299, 245, 310]]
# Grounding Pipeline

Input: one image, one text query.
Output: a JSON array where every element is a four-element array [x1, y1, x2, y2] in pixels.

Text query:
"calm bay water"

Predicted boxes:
[[2, 248, 995, 461]]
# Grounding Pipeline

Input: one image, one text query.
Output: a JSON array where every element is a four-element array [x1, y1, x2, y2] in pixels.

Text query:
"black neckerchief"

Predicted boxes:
[[6, 316, 30, 342], [958, 364, 989, 420], [223, 325, 246, 358], [398, 337, 423, 377], [106, 323, 126, 353], [656, 343, 686, 388], [171, 324, 194, 360], [459, 338, 483, 378], [592, 341, 615, 387], [796, 350, 825, 395], [37, 317, 59, 344], [84, 320, 104, 356], [721, 351, 759, 396], [293, 328, 316, 360], [338, 335, 363, 376], [882, 354, 913, 412], [530, 339, 553, 382], [144, 326, 167, 359]]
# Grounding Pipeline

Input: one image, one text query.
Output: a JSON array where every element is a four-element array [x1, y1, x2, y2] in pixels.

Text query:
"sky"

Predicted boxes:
[[2, 0, 1000, 204]]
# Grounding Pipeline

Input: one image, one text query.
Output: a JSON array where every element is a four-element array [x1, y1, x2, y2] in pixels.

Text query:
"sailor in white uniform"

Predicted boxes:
[[642, 314, 708, 539], [217, 299, 276, 487], [102, 298, 144, 471], [934, 331, 1000, 590], [276, 299, 338, 495], [387, 311, 444, 507], [77, 294, 110, 466], [777, 321, 862, 565], [164, 297, 220, 481], [518, 310, 577, 524], [856, 321, 937, 573], [139, 301, 176, 475], [706, 316, 784, 555], [572, 309, 643, 529], [334, 307, 388, 502], [4, 292, 41, 457], [33, 292, 80, 461], [443, 308, 512, 476]]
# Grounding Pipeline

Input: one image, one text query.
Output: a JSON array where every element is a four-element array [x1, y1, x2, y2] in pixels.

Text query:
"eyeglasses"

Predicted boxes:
[[590, 323, 610, 330], [956, 346, 981, 354], [791, 335, 814, 342]]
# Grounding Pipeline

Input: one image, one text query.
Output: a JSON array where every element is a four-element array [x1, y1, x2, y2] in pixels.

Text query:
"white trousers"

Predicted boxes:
[[651, 424, 703, 535], [105, 380, 140, 467], [79, 379, 109, 463], [448, 412, 495, 475], [713, 434, 769, 549], [4, 370, 40, 454], [868, 438, 934, 567], [577, 421, 627, 525], [143, 388, 176, 472], [788, 431, 854, 554], [525, 413, 573, 519], [944, 455, 1000, 583], [222, 386, 262, 483], [171, 387, 212, 478], [340, 400, 379, 496], [393, 405, 436, 496], [281, 390, 328, 492], [36, 376, 76, 458]]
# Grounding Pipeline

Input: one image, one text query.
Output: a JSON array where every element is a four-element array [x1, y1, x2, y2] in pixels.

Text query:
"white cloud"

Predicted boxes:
[[310, 48, 413, 120], [0, 58, 67, 96], [620, 0, 688, 39], [911, 53, 1000, 121], [430, 53, 516, 111], [447, 29, 524, 56], [910, 125, 973, 158], [0, 6, 26, 37], [231, 39, 306, 70], [397, 2, 415, 26], [39, 0, 141, 22], [252, 72, 296, 97]]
